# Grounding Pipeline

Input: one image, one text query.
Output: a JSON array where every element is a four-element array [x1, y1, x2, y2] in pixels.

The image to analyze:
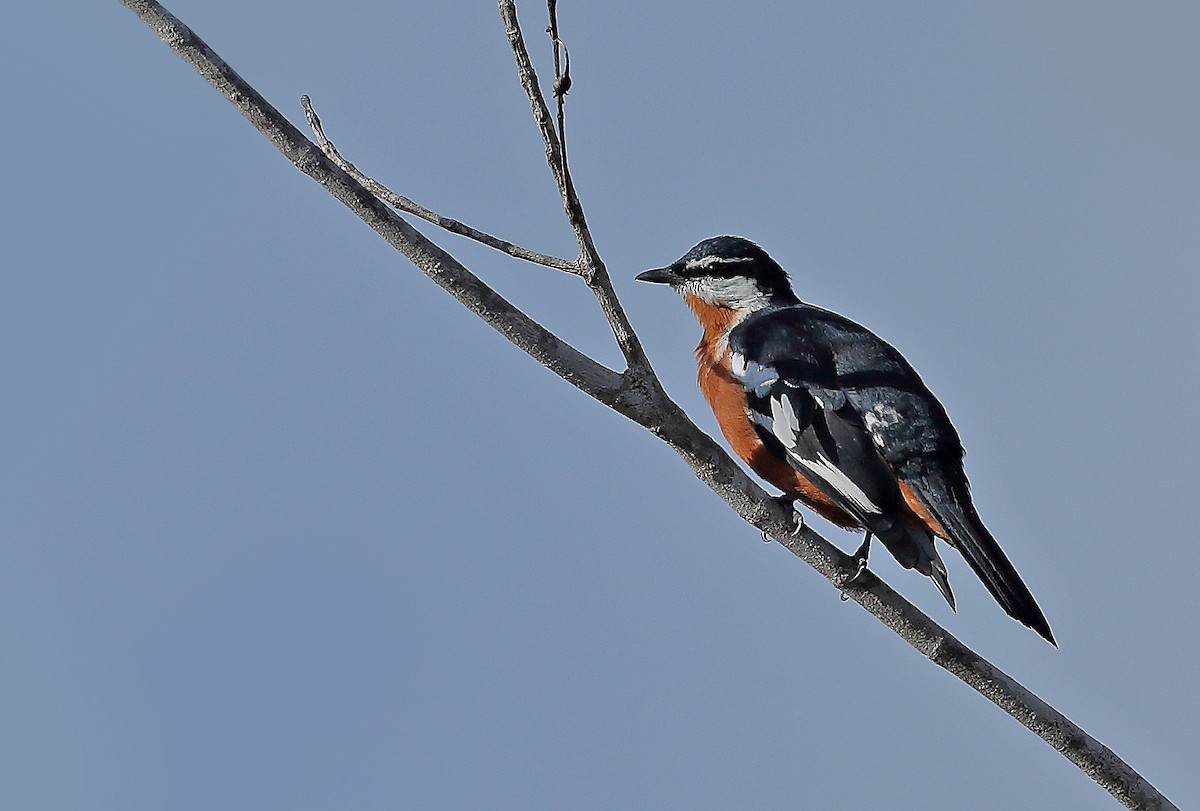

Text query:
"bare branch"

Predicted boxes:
[[119, 2, 1179, 809], [552, 40, 571, 101], [116, 0, 620, 403], [498, 0, 653, 377], [547, 0, 570, 153], [300, 94, 577, 273]]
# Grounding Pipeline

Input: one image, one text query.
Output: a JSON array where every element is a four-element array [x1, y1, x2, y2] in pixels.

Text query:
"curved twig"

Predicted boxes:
[[301, 94, 577, 273]]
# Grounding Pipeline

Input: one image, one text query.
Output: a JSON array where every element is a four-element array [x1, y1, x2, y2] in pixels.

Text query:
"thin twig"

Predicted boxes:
[[547, 0, 570, 159], [552, 40, 571, 100], [499, 0, 654, 377], [300, 94, 577, 273], [119, 2, 1178, 809], [551, 38, 569, 161]]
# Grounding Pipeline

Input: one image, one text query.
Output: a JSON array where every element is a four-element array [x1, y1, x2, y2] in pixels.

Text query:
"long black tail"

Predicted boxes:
[[911, 470, 1055, 644]]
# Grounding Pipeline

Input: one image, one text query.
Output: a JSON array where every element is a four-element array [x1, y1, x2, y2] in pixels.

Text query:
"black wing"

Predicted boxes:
[[728, 308, 948, 579]]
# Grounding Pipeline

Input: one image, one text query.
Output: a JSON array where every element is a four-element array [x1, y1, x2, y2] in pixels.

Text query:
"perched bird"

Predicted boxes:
[[637, 236, 1054, 643]]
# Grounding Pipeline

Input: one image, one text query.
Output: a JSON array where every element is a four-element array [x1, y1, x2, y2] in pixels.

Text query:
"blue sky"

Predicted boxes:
[[2, 2, 1197, 808]]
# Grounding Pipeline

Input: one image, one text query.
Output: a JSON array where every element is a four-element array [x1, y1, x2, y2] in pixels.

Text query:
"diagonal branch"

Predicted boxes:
[[300, 94, 577, 273], [118, 2, 1178, 809]]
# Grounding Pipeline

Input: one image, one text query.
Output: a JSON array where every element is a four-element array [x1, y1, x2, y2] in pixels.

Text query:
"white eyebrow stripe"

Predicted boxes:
[[684, 255, 755, 272]]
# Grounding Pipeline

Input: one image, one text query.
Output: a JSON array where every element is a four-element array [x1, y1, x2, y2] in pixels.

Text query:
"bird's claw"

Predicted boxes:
[[840, 559, 868, 602], [840, 532, 873, 600], [848, 554, 869, 582], [772, 494, 805, 537]]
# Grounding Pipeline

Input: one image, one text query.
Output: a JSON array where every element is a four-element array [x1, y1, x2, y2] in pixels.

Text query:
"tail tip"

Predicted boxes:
[[1018, 609, 1056, 646], [929, 560, 956, 612], [1032, 619, 1057, 647]]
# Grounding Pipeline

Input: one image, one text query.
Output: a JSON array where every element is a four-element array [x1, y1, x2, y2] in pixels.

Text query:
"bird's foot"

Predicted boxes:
[[769, 494, 804, 540], [839, 533, 873, 601], [761, 496, 803, 543], [847, 532, 872, 581]]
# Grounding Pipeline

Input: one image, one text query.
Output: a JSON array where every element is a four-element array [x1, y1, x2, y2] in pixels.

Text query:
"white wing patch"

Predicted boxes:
[[861, 402, 903, 453], [862, 402, 900, 431], [731, 354, 798, 451], [729, 351, 747, 378], [792, 453, 883, 516], [737, 362, 884, 518], [770, 394, 800, 450], [729, 352, 779, 398]]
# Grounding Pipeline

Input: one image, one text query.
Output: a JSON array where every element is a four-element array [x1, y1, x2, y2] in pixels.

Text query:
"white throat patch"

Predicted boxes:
[[679, 274, 773, 311]]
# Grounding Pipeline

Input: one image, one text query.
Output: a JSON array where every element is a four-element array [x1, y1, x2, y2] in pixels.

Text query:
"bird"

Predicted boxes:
[[637, 235, 1054, 644]]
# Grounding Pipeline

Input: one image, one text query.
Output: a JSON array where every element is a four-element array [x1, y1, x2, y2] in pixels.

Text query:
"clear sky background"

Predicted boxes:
[[3, 2, 1198, 809]]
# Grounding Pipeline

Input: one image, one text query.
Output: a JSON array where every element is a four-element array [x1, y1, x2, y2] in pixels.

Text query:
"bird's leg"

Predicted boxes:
[[848, 532, 872, 582], [839, 532, 873, 601], [767, 494, 805, 540]]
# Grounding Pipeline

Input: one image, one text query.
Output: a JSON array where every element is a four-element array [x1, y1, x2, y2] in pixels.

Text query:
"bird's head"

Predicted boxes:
[[636, 236, 798, 312]]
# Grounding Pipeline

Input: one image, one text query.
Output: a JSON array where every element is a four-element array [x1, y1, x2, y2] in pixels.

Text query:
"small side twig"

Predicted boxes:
[[547, 0, 570, 159], [301, 94, 577, 274], [551, 38, 570, 161], [552, 40, 570, 99]]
